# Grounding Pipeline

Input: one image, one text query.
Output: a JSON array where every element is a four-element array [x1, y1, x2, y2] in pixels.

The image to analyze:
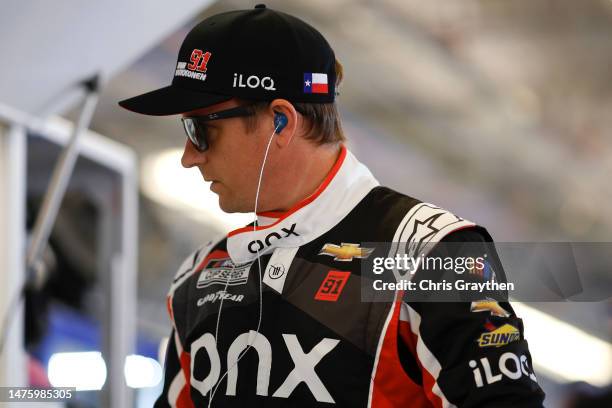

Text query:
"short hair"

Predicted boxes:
[[241, 59, 346, 145]]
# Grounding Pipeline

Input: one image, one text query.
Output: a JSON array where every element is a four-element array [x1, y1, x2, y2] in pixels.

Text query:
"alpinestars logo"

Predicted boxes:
[[190, 331, 339, 403], [406, 212, 446, 258], [396, 203, 474, 262]]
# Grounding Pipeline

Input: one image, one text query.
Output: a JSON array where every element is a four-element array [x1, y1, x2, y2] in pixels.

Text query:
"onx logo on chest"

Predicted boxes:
[[247, 223, 299, 254], [196, 258, 252, 289], [191, 331, 339, 403]]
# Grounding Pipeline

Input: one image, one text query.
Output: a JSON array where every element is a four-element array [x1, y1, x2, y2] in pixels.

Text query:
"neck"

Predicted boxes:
[[264, 143, 342, 214]]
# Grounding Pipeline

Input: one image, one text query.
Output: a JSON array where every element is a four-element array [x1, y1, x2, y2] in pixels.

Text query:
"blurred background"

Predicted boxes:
[[0, 0, 610, 407]]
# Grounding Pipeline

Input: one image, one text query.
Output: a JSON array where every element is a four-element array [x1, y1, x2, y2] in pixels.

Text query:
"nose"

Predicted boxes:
[[181, 139, 206, 168]]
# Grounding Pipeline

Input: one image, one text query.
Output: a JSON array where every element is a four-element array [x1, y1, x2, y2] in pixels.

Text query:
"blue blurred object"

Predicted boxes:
[[31, 301, 159, 367]]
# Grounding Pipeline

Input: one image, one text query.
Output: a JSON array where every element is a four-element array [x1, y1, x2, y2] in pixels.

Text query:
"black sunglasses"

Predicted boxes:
[[181, 105, 255, 152]]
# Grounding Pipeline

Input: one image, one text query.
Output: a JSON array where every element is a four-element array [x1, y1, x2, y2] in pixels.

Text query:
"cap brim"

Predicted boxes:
[[118, 85, 232, 116]]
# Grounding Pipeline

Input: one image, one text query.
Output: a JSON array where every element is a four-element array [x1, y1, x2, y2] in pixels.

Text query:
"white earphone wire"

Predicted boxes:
[[208, 121, 280, 406]]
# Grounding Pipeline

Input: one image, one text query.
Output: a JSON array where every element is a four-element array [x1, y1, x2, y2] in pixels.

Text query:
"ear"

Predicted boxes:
[[269, 99, 298, 148]]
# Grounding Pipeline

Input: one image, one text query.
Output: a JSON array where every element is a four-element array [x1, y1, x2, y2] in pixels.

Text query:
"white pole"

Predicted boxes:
[[0, 122, 28, 405], [26, 77, 99, 283]]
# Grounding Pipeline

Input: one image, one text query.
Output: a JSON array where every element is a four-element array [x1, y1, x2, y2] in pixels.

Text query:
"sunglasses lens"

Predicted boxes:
[[182, 118, 208, 151]]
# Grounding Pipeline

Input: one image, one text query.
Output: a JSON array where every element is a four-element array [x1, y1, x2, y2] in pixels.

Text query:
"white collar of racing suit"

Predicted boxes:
[[226, 146, 380, 264]]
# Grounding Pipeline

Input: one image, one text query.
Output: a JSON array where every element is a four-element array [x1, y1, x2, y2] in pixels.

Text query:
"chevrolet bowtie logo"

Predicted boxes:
[[470, 300, 510, 318], [319, 243, 374, 262]]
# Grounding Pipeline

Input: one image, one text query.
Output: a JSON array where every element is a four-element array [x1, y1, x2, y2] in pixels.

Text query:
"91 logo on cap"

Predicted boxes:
[[188, 49, 212, 72]]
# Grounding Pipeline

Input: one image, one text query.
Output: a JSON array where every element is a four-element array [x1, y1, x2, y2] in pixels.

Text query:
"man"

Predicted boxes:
[[119, 4, 545, 407]]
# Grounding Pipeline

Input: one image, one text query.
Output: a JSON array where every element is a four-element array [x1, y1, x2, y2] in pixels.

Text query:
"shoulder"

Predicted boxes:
[[364, 187, 488, 258], [168, 234, 227, 296]]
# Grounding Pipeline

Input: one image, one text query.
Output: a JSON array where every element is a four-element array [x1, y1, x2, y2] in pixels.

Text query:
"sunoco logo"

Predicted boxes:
[[477, 324, 520, 348]]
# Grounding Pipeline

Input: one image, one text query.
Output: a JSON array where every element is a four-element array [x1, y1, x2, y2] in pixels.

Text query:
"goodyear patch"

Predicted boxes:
[[477, 324, 520, 348]]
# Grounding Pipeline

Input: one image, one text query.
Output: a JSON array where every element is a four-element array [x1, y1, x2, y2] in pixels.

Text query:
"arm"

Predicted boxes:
[[155, 240, 221, 407], [399, 228, 546, 407], [154, 330, 193, 408]]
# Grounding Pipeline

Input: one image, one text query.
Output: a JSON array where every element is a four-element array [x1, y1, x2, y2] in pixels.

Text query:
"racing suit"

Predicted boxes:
[[154, 146, 545, 407]]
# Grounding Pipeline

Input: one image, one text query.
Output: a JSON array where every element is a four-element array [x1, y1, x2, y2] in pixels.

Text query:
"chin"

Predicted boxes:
[[218, 196, 251, 214], [217, 197, 234, 213]]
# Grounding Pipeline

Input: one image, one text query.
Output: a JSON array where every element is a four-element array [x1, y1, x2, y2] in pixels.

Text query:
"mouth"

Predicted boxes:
[[200, 169, 214, 183]]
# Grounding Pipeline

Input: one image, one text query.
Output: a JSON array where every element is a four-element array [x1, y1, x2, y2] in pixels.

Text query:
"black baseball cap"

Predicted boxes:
[[118, 4, 337, 116]]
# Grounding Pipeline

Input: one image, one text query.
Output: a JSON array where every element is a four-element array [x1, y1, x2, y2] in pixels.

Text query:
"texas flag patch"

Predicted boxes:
[[304, 73, 328, 94]]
